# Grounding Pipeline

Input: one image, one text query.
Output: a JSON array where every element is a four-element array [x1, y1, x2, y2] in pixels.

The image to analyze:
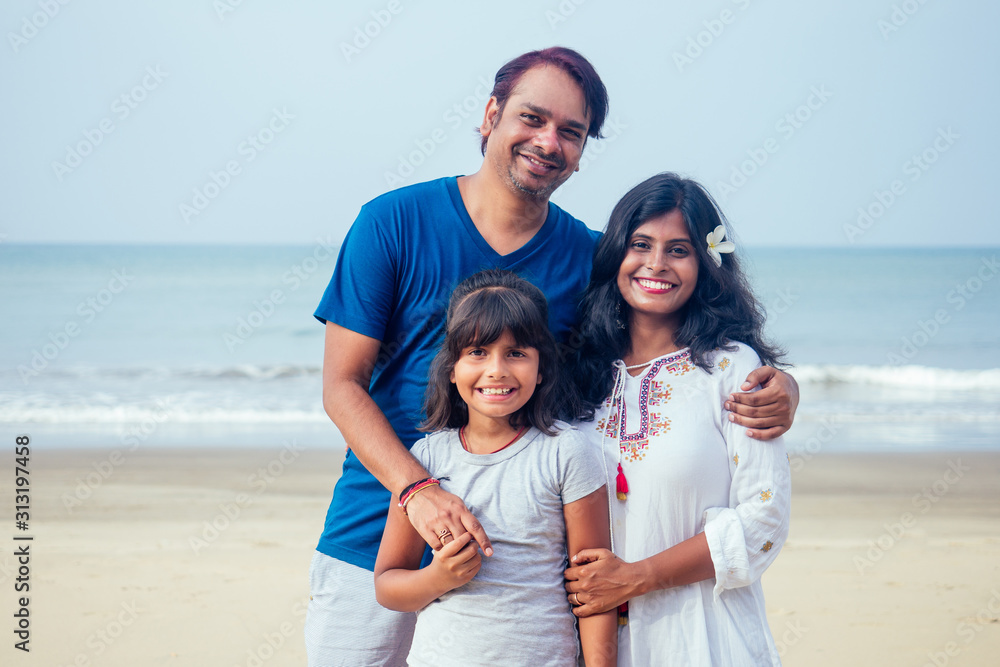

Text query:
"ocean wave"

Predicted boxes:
[[4, 363, 998, 389], [0, 364, 321, 383], [0, 403, 328, 424], [794, 364, 1000, 390]]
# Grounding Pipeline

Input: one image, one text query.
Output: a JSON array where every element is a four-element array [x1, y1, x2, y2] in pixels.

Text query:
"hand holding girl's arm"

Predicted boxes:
[[374, 501, 482, 613], [565, 533, 715, 617]]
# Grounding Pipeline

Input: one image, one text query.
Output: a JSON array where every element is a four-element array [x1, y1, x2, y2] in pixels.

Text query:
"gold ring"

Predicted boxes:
[[573, 593, 581, 606], [438, 529, 452, 539]]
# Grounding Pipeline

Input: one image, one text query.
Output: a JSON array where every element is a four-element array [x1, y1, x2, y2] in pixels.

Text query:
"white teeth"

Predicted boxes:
[[637, 279, 674, 289], [480, 387, 512, 395]]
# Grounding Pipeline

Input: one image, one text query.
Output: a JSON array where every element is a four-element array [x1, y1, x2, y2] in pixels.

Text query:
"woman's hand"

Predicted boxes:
[[427, 531, 482, 593], [564, 548, 643, 618], [726, 366, 799, 439]]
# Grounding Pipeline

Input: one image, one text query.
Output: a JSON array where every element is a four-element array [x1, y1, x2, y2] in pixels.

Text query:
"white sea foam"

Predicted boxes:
[[794, 364, 1000, 391]]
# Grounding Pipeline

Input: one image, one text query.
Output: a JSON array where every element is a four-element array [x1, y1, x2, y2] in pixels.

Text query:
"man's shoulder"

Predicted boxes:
[[547, 201, 602, 245], [549, 201, 601, 247], [363, 176, 455, 211]]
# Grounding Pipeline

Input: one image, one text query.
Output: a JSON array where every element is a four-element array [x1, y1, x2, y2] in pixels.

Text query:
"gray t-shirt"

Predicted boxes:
[[407, 423, 606, 667]]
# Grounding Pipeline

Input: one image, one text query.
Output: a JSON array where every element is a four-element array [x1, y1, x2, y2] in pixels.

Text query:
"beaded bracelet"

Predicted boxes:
[[398, 478, 440, 515], [398, 477, 433, 503]]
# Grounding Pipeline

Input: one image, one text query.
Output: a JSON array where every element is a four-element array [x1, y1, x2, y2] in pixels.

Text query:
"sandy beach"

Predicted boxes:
[[3, 445, 998, 666]]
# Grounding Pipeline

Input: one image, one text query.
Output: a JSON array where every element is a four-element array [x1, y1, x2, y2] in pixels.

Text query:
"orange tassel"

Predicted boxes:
[[616, 463, 628, 501], [618, 602, 629, 626]]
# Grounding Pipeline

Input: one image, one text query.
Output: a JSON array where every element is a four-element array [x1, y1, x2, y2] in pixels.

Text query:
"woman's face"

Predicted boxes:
[[616, 210, 699, 331]]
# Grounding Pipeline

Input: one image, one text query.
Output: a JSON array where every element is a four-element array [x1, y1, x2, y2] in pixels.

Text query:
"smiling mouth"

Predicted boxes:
[[519, 151, 562, 172], [478, 387, 514, 396], [636, 278, 676, 291]]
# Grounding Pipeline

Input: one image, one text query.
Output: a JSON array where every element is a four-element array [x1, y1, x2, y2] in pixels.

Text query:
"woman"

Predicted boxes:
[[564, 173, 791, 666]]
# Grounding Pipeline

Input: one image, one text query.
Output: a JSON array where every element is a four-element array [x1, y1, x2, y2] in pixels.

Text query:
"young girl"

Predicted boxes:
[[374, 269, 618, 666], [564, 173, 791, 666]]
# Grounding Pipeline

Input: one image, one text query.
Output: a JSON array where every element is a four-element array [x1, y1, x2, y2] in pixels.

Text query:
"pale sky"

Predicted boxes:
[[2, 0, 997, 247]]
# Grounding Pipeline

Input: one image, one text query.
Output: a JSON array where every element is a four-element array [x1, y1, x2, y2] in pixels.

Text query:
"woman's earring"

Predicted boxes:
[[616, 302, 627, 331]]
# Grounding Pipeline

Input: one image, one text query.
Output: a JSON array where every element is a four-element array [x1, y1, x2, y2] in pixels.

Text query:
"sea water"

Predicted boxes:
[[1, 244, 997, 452]]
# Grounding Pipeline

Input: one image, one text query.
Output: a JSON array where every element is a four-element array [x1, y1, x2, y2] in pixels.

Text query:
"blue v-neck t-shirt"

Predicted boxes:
[[313, 176, 599, 570]]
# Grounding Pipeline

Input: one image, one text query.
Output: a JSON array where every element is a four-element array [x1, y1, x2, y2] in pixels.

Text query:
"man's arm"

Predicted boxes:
[[323, 322, 493, 555], [374, 499, 482, 613], [725, 367, 799, 440]]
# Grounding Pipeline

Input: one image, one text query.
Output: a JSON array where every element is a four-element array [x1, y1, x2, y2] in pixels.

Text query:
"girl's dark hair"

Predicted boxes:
[[572, 172, 786, 416], [422, 269, 566, 435]]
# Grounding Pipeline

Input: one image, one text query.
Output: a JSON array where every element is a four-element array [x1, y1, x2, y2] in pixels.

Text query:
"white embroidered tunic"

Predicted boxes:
[[579, 343, 791, 667]]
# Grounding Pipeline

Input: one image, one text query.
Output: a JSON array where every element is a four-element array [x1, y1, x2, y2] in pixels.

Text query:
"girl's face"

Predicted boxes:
[[616, 209, 699, 331], [450, 330, 541, 431]]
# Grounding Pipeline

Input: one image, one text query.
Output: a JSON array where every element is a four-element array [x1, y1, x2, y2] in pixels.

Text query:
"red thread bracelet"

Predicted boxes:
[[398, 478, 440, 515]]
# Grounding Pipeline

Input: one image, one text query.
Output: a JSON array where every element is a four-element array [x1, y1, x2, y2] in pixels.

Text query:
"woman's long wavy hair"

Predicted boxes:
[[572, 172, 786, 417], [421, 269, 566, 435]]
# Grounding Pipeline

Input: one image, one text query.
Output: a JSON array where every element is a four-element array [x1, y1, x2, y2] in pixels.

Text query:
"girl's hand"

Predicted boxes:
[[428, 531, 482, 593], [564, 548, 642, 617]]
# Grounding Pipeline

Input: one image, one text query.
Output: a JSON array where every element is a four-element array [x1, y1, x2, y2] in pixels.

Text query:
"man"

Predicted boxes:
[[306, 47, 798, 666]]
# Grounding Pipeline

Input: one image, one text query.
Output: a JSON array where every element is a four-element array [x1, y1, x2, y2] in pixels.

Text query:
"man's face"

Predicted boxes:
[[480, 65, 590, 200]]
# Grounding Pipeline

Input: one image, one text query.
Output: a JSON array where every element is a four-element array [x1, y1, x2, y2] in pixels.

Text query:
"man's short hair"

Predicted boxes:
[[479, 46, 609, 155]]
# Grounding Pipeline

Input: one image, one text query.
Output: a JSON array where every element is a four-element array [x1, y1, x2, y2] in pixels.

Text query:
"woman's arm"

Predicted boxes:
[[563, 487, 617, 666], [564, 533, 715, 617], [567, 350, 791, 616], [374, 500, 482, 612]]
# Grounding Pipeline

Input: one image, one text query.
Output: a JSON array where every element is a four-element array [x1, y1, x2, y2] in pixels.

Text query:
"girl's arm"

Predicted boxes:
[[564, 486, 617, 667], [374, 500, 482, 613]]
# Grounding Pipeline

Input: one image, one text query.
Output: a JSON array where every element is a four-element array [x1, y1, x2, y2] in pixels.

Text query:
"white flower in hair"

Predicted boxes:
[[706, 225, 735, 268]]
